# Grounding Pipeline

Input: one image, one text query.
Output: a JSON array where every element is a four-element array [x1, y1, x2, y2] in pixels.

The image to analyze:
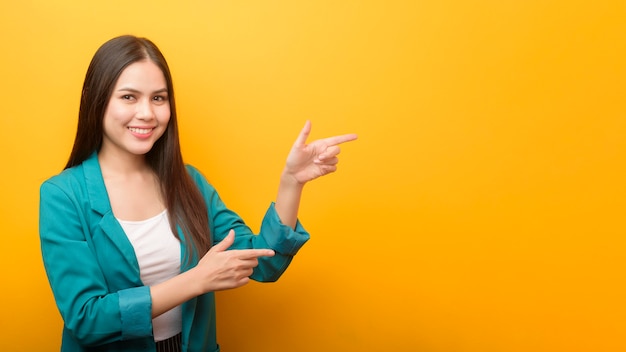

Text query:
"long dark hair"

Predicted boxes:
[[66, 35, 212, 259]]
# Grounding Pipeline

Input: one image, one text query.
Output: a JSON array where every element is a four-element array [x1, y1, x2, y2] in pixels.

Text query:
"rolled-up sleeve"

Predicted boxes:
[[118, 286, 152, 340], [258, 202, 309, 255]]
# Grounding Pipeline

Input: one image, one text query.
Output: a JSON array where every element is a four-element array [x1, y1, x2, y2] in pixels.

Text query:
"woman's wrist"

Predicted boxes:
[[280, 168, 306, 189]]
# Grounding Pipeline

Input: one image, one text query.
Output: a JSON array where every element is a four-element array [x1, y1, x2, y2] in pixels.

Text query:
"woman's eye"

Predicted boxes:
[[153, 96, 167, 102], [122, 95, 133, 100]]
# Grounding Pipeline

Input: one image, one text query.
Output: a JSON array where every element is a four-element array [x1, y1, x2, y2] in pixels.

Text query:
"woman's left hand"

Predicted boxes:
[[283, 120, 358, 185]]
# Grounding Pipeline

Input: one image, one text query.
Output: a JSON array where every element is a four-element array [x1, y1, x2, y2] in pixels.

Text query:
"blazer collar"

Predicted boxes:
[[83, 151, 112, 216]]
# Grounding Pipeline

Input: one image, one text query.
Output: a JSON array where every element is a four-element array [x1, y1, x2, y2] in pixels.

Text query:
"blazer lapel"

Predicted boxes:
[[82, 152, 141, 281]]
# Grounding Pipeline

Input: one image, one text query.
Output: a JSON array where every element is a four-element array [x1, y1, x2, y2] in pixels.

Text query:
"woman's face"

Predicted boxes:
[[100, 59, 171, 159]]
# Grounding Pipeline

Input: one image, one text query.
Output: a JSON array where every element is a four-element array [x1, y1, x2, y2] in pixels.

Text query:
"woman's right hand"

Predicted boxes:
[[193, 230, 275, 293]]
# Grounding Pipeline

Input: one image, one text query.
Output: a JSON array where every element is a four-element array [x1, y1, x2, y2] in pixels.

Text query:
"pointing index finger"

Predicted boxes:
[[322, 133, 358, 147], [234, 249, 276, 259]]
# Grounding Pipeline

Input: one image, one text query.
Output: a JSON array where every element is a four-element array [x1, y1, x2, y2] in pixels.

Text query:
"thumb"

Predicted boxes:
[[210, 229, 235, 252], [293, 120, 311, 148]]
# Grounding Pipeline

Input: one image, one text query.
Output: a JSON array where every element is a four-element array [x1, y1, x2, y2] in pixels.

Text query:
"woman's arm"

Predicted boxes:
[[275, 120, 358, 228]]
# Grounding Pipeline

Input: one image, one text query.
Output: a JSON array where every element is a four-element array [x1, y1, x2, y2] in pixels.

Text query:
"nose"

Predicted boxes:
[[135, 98, 155, 120]]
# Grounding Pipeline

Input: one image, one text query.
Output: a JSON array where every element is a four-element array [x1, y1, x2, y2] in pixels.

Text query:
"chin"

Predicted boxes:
[[128, 145, 156, 156]]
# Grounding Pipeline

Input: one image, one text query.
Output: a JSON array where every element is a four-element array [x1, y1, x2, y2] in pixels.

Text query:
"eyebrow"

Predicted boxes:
[[116, 87, 168, 94]]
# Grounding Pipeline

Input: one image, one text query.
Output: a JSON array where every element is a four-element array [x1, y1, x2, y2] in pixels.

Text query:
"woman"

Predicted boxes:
[[39, 35, 357, 352]]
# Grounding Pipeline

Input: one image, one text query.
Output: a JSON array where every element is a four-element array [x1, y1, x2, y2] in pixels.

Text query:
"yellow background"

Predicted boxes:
[[1, 1, 624, 351]]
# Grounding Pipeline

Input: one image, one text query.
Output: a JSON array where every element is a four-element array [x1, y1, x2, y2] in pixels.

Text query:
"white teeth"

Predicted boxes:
[[129, 127, 152, 134]]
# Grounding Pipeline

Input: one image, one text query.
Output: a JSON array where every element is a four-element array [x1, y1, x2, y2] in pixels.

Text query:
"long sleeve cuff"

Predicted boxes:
[[260, 202, 310, 255], [119, 286, 153, 340]]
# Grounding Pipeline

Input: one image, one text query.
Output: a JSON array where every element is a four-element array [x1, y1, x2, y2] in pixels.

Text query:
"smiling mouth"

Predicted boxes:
[[128, 127, 154, 135]]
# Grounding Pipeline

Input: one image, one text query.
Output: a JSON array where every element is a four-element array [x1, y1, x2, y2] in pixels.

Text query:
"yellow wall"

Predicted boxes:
[[1, 1, 624, 351]]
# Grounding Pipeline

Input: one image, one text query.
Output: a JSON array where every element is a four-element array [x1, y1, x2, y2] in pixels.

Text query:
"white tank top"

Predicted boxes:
[[117, 210, 182, 342]]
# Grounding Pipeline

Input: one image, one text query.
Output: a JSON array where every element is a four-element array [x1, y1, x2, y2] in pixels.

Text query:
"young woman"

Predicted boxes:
[[39, 35, 357, 352]]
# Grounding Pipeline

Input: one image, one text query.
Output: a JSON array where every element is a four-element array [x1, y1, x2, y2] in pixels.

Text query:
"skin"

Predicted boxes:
[[99, 60, 170, 222], [98, 59, 358, 318]]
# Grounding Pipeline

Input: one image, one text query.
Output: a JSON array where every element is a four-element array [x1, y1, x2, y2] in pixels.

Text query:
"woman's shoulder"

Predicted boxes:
[[39, 163, 92, 204], [42, 163, 86, 189], [185, 164, 216, 192], [42, 153, 99, 190]]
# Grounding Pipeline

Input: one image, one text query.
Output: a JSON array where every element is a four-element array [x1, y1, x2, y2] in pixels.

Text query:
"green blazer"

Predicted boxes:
[[39, 152, 310, 351]]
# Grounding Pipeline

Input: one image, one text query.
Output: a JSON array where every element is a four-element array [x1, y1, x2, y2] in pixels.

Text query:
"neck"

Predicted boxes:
[[98, 148, 152, 176]]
